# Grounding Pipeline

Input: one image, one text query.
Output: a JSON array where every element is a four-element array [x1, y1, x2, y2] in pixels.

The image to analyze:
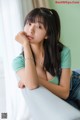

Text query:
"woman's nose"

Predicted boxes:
[[29, 24, 35, 34]]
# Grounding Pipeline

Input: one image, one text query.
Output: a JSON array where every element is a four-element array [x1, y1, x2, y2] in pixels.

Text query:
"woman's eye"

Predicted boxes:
[[29, 23, 31, 25], [39, 26, 42, 29]]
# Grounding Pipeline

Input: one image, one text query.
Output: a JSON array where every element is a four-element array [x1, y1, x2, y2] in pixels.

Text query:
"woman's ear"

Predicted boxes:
[[45, 35, 48, 39]]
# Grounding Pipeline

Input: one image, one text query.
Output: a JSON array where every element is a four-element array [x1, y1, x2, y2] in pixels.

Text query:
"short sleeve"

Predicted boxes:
[[61, 46, 71, 68], [12, 54, 25, 72]]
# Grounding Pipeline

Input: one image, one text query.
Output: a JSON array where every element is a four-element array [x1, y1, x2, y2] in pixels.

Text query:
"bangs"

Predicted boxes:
[[24, 11, 48, 30]]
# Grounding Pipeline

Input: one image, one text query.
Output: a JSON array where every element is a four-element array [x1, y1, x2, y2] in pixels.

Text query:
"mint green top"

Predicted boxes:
[[12, 46, 71, 85]]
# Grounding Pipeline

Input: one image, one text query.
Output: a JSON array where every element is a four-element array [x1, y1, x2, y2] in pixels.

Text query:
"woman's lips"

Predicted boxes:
[[27, 36, 33, 40]]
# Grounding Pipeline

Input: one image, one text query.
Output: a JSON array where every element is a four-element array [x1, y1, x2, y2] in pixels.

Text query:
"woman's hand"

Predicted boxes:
[[18, 80, 25, 89], [15, 31, 29, 46], [38, 77, 47, 85]]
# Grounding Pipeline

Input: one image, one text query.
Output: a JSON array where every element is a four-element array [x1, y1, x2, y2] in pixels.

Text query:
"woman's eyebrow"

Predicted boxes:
[[36, 21, 44, 24]]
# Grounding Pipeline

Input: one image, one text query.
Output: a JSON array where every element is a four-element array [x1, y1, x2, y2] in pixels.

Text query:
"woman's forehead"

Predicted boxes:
[[26, 15, 48, 30], [27, 16, 44, 24]]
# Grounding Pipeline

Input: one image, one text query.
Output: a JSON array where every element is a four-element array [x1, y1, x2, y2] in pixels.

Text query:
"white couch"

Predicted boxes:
[[20, 69, 80, 120]]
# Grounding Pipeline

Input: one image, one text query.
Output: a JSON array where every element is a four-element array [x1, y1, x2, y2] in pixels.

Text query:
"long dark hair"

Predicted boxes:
[[22, 7, 64, 79]]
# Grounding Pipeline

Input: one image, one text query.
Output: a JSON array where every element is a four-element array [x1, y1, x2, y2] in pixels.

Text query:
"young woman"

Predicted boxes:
[[12, 7, 80, 110]]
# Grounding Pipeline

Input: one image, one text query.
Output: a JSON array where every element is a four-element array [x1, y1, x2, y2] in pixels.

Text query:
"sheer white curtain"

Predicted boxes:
[[0, 0, 33, 120], [32, 0, 50, 8]]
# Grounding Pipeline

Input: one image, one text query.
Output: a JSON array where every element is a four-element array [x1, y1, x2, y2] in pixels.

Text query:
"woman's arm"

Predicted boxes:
[[39, 68, 71, 99], [15, 32, 39, 89]]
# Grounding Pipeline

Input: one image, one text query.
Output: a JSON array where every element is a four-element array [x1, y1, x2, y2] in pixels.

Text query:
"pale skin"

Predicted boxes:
[[15, 21, 71, 100]]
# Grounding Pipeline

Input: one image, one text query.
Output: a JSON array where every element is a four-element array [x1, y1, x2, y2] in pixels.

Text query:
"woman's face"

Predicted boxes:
[[24, 20, 48, 44]]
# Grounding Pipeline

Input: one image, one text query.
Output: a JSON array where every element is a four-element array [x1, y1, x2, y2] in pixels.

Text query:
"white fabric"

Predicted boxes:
[[74, 69, 80, 74], [0, 0, 33, 119], [22, 86, 80, 120]]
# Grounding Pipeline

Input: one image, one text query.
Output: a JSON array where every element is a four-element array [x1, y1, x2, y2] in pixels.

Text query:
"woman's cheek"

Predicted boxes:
[[24, 26, 28, 32]]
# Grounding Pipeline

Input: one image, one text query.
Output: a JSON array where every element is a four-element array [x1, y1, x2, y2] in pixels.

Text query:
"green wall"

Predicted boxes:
[[49, 0, 80, 69]]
